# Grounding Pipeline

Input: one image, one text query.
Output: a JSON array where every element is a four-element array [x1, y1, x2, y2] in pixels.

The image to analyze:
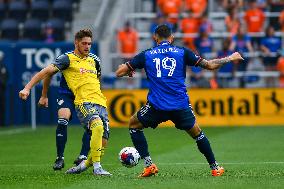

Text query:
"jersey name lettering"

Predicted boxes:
[[150, 47, 178, 55]]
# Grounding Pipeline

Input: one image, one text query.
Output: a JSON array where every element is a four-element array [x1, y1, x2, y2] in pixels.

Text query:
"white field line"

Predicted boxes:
[[1, 162, 284, 167], [0, 128, 34, 136]]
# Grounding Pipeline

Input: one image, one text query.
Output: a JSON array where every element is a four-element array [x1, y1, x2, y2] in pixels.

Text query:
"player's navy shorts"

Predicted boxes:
[[137, 102, 196, 130], [57, 92, 75, 119], [75, 103, 110, 139]]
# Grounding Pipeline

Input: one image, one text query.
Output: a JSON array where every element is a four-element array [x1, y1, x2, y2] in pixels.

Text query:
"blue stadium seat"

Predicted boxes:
[[0, 19, 19, 40], [8, 1, 28, 22], [53, 0, 80, 3], [46, 18, 65, 41], [0, 2, 7, 22], [23, 19, 43, 41], [52, 0, 73, 22], [31, 1, 50, 21]]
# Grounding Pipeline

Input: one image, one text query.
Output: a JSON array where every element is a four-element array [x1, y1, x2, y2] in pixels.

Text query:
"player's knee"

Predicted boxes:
[[58, 108, 71, 120], [129, 115, 140, 129], [186, 123, 202, 138]]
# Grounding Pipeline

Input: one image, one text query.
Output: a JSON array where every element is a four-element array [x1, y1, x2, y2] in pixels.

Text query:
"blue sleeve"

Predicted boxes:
[[150, 23, 157, 33], [183, 47, 203, 67], [245, 35, 251, 42], [128, 52, 146, 70], [52, 54, 70, 71], [232, 35, 237, 42], [260, 37, 266, 46]]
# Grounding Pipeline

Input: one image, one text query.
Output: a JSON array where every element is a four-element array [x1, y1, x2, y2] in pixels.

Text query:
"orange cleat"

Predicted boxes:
[[211, 166, 225, 176], [139, 164, 159, 177]]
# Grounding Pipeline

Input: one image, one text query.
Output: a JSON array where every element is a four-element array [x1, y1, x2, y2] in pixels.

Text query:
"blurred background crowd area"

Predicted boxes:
[[0, 0, 284, 89]]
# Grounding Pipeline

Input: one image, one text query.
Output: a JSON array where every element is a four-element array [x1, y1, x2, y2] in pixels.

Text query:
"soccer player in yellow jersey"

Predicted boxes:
[[19, 29, 111, 176]]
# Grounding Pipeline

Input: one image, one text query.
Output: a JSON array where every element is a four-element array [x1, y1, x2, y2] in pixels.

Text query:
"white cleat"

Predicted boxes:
[[93, 167, 112, 176], [65, 160, 88, 174], [65, 166, 81, 174]]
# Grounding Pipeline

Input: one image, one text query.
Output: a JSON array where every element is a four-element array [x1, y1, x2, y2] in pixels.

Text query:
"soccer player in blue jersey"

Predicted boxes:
[[116, 24, 244, 177], [38, 75, 90, 170]]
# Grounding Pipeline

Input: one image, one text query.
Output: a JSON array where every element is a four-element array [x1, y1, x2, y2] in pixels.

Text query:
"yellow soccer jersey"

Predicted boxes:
[[52, 52, 107, 107]]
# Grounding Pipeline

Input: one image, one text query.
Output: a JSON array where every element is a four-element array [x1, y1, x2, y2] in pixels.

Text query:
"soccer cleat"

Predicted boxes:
[[139, 164, 158, 177], [93, 167, 112, 176], [211, 166, 225, 176], [73, 155, 87, 166], [65, 160, 88, 174], [65, 166, 82, 174], [53, 157, 64, 170]]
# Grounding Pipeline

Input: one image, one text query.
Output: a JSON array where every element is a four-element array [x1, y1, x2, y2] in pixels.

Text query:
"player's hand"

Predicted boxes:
[[229, 52, 244, 62], [128, 70, 134, 77], [38, 96, 48, 108], [116, 64, 134, 77], [19, 88, 30, 100]]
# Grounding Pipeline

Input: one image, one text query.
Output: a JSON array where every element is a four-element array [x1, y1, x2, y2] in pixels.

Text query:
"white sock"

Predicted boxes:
[[144, 156, 153, 167], [93, 162, 101, 169], [78, 155, 87, 159]]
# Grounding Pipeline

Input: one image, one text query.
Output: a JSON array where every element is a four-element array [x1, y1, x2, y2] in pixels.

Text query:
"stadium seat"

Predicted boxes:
[[46, 18, 65, 41], [33, 0, 50, 1], [0, 2, 7, 22], [52, 0, 73, 22], [8, 1, 28, 23], [23, 19, 43, 41], [0, 19, 19, 40], [31, 0, 50, 21], [53, 0, 80, 3]]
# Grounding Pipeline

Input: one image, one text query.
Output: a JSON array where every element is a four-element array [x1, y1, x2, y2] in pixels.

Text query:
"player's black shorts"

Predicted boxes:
[[137, 102, 196, 130], [56, 92, 75, 119]]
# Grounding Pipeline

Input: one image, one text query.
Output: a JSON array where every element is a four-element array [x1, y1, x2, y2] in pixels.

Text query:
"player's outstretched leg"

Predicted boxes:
[[66, 127, 111, 175], [73, 130, 90, 166], [53, 118, 68, 170], [186, 123, 224, 176], [129, 114, 158, 177], [89, 118, 111, 176]]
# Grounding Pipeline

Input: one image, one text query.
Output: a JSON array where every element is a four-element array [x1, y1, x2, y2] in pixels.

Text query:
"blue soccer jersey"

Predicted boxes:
[[128, 41, 202, 110]]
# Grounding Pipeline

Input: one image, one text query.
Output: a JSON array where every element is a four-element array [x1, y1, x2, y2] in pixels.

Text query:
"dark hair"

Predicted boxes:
[[75, 29, 93, 40], [154, 24, 172, 39]]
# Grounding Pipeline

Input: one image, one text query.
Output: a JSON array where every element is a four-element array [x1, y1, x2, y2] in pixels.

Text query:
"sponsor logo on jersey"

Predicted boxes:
[[79, 68, 97, 75]]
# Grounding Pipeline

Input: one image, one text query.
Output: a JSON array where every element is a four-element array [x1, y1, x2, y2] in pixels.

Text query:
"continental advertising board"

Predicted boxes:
[[103, 89, 284, 127]]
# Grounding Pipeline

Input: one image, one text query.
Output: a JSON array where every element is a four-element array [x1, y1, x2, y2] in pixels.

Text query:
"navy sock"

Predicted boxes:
[[129, 128, 149, 158], [195, 131, 216, 165], [79, 130, 90, 156], [56, 118, 68, 158]]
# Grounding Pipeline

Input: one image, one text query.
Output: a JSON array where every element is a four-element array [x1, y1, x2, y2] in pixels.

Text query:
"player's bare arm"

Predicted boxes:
[[19, 64, 58, 100], [38, 75, 52, 108], [115, 62, 134, 77], [199, 52, 244, 70]]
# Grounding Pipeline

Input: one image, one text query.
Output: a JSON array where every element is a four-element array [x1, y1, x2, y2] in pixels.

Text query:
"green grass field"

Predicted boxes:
[[0, 126, 284, 189]]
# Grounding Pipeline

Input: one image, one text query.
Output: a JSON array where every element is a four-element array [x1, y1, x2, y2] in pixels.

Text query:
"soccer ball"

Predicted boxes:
[[118, 147, 140, 168]]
